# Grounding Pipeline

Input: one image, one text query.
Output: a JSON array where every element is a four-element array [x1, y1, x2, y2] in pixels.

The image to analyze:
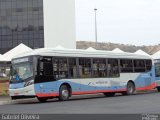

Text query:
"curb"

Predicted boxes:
[[0, 100, 10, 105], [0, 96, 11, 105]]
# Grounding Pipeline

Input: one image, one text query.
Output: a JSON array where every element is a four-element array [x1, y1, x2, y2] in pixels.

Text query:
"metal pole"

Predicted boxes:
[[94, 8, 98, 46]]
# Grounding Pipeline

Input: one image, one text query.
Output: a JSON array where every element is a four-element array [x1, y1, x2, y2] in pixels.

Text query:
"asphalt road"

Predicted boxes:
[[0, 91, 160, 114]]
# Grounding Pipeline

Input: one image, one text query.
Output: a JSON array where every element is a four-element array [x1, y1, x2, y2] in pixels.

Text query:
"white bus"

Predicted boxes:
[[9, 48, 156, 102]]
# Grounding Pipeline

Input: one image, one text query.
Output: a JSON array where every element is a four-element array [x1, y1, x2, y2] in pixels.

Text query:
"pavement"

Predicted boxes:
[[0, 96, 11, 105], [0, 91, 160, 114], [0, 89, 158, 105]]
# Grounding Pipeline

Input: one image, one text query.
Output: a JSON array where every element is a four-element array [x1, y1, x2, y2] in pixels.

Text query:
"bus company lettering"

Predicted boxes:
[[96, 81, 108, 85]]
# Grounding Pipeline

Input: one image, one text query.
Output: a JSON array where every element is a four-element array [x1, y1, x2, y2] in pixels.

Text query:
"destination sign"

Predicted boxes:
[[12, 57, 29, 64]]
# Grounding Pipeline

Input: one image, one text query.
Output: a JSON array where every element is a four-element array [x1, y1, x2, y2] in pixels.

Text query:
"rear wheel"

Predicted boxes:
[[37, 97, 48, 103], [59, 85, 70, 101], [104, 92, 115, 97], [157, 87, 160, 92], [122, 82, 135, 95]]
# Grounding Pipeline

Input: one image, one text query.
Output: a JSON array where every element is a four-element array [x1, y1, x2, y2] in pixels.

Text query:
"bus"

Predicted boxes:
[[9, 48, 156, 102], [154, 59, 160, 92]]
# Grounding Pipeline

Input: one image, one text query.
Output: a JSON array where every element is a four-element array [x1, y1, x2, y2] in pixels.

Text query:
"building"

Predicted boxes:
[[0, 0, 76, 54]]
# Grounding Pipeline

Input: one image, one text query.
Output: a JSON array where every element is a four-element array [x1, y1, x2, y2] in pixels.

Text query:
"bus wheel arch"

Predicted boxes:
[[104, 92, 115, 97], [59, 83, 72, 101], [122, 80, 135, 95], [37, 97, 48, 103]]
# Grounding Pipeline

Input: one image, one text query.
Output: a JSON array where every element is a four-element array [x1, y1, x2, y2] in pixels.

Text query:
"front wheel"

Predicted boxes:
[[122, 82, 135, 95], [59, 85, 70, 101]]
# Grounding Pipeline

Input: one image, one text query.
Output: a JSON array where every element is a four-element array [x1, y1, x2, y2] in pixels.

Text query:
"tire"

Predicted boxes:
[[122, 82, 135, 95], [59, 85, 70, 101], [37, 97, 48, 103], [157, 87, 160, 92], [104, 92, 115, 97]]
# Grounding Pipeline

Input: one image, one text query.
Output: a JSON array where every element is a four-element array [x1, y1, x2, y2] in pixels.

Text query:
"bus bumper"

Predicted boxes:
[[11, 95, 36, 100], [9, 84, 36, 99]]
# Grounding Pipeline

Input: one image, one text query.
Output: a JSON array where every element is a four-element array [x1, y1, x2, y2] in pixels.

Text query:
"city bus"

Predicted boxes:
[[9, 48, 156, 102], [154, 59, 160, 92]]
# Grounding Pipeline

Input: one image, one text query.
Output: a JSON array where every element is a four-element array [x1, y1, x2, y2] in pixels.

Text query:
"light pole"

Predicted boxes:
[[94, 8, 98, 46]]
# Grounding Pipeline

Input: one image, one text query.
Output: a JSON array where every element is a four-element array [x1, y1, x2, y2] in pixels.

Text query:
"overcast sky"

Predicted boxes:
[[75, 0, 160, 46]]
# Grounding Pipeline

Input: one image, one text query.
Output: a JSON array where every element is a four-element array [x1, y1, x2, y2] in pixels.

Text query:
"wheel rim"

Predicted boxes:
[[128, 83, 134, 94], [61, 89, 69, 99]]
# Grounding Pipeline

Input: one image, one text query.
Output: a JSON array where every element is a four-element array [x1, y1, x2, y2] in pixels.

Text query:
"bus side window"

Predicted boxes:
[[92, 59, 99, 77], [53, 58, 68, 79], [68, 58, 77, 78], [79, 58, 91, 78], [155, 63, 160, 77], [145, 60, 152, 72], [120, 59, 133, 73], [53, 58, 58, 78], [108, 59, 119, 77], [134, 60, 145, 72], [59, 58, 68, 78], [93, 59, 107, 77]]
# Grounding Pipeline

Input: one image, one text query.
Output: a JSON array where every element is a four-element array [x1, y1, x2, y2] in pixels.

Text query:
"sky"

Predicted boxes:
[[75, 0, 160, 46]]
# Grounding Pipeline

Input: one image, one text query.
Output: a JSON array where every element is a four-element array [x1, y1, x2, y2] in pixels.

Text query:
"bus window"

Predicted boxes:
[[68, 58, 77, 78], [93, 59, 107, 77], [39, 57, 53, 76], [108, 59, 119, 77], [120, 59, 133, 72], [79, 58, 91, 78], [155, 63, 160, 77], [53, 58, 68, 79], [35, 57, 54, 83], [134, 60, 145, 72], [145, 60, 152, 71]]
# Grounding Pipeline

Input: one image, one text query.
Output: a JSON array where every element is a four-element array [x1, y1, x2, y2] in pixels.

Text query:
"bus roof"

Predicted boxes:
[[13, 48, 152, 60]]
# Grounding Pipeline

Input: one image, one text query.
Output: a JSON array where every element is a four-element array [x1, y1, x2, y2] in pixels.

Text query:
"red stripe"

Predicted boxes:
[[136, 82, 157, 91], [72, 89, 126, 95], [36, 93, 59, 97]]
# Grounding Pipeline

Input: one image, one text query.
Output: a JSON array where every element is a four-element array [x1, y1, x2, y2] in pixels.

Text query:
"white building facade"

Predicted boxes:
[[43, 0, 76, 48]]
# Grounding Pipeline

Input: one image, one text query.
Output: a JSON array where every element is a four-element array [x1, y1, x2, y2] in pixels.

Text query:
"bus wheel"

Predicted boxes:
[[37, 97, 48, 103], [157, 87, 160, 92], [122, 82, 135, 95], [59, 85, 70, 101], [104, 92, 115, 97]]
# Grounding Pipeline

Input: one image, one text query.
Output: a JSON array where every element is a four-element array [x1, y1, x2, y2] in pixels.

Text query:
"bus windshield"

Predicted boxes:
[[11, 62, 33, 82]]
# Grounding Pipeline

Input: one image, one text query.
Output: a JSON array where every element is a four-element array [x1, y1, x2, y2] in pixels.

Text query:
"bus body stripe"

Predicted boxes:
[[35, 83, 156, 97], [136, 82, 157, 91], [72, 89, 126, 95], [36, 93, 59, 97]]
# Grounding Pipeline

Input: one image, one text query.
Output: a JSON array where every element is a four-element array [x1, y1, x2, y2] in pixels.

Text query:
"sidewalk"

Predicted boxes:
[[0, 96, 11, 105]]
